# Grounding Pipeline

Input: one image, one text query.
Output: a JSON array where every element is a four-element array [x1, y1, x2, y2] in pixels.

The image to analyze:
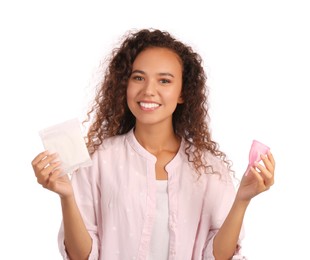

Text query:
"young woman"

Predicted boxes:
[[32, 29, 275, 260]]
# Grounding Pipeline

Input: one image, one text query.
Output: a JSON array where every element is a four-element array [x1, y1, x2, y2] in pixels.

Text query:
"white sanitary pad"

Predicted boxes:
[[39, 118, 92, 175]]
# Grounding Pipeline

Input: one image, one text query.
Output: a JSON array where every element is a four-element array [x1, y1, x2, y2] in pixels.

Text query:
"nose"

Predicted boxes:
[[143, 79, 157, 96]]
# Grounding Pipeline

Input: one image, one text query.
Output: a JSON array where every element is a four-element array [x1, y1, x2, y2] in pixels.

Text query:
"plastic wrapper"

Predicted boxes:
[[39, 118, 92, 175]]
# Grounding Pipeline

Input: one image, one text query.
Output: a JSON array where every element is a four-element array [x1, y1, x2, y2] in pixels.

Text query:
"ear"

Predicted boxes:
[[177, 95, 184, 104]]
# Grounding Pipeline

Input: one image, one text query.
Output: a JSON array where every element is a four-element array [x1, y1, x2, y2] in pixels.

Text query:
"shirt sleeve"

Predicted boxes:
[[203, 230, 247, 260], [202, 158, 247, 260], [58, 221, 99, 260], [57, 161, 101, 259]]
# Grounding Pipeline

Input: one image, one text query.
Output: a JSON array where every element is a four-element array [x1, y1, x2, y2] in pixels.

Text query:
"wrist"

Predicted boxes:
[[60, 193, 76, 205], [233, 197, 251, 210]]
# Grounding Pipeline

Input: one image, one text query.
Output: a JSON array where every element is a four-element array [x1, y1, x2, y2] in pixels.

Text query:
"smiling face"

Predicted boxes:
[[126, 47, 183, 129]]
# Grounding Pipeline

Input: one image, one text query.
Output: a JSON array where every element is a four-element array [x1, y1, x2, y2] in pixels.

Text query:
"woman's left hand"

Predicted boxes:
[[236, 151, 275, 202]]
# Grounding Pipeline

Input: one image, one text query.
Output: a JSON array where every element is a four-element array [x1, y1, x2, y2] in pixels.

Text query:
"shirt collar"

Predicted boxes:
[[125, 128, 185, 170]]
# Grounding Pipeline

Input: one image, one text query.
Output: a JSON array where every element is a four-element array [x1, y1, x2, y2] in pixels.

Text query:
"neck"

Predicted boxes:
[[134, 123, 180, 155]]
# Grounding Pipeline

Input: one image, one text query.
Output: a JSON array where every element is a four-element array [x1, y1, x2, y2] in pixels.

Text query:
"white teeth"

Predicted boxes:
[[139, 102, 160, 109]]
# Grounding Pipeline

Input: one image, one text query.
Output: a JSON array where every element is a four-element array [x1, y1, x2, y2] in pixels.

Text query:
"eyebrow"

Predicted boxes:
[[131, 70, 174, 78]]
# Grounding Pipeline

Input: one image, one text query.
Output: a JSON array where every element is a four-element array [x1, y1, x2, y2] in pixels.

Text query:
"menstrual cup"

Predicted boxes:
[[249, 140, 270, 166]]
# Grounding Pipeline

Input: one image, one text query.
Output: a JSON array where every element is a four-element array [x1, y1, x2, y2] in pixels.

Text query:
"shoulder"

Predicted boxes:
[[97, 134, 127, 151], [89, 134, 127, 162]]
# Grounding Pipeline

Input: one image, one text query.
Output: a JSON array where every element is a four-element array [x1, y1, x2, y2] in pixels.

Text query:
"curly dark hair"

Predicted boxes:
[[85, 28, 232, 175]]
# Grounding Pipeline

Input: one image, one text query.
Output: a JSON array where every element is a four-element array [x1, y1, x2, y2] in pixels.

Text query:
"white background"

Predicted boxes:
[[1, 0, 309, 259]]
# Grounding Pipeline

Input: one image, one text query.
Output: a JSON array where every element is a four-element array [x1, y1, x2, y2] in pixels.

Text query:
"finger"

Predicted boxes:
[[36, 161, 61, 186], [45, 169, 68, 191], [249, 166, 265, 187], [267, 151, 275, 168], [40, 161, 62, 177], [260, 153, 275, 175], [249, 166, 273, 192], [254, 162, 274, 187], [37, 172, 50, 186], [49, 169, 63, 180], [48, 169, 66, 183], [35, 153, 59, 172], [31, 151, 49, 166]]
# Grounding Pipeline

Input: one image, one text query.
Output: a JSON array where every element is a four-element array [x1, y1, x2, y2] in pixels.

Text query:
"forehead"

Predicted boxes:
[[132, 47, 182, 71]]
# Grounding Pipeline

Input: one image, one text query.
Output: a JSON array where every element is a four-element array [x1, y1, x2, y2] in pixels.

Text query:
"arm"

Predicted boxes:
[[61, 195, 92, 260], [32, 151, 92, 260], [213, 198, 249, 259], [213, 152, 275, 260]]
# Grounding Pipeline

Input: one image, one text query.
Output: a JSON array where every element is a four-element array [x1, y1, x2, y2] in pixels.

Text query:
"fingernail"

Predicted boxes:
[[254, 161, 259, 166]]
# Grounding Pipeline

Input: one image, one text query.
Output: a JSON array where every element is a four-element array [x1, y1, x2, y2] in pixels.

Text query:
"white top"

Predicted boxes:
[[147, 180, 169, 260]]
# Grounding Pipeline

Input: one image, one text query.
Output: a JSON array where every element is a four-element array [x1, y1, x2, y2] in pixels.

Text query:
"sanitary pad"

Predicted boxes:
[[39, 118, 92, 175]]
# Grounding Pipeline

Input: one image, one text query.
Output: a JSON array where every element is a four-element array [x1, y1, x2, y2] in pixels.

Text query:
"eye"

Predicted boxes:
[[159, 78, 171, 84], [132, 75, 144, 81]]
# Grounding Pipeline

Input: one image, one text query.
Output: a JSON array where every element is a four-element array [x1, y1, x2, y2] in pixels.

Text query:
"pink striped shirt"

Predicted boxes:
[[58, 129, 246, 259]]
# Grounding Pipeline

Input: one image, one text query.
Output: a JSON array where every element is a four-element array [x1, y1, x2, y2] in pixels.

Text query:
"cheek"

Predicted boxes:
[[126, 85, 133, 101], [126, 85, 136, 108], [167, 87, 182, 102]]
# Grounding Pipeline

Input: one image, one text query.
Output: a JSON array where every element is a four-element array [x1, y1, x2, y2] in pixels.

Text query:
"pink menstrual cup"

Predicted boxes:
[[249, 140, 270, 166]]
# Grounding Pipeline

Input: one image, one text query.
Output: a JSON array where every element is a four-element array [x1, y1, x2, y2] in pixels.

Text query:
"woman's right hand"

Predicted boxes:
[[31, 151, 74, 198]]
